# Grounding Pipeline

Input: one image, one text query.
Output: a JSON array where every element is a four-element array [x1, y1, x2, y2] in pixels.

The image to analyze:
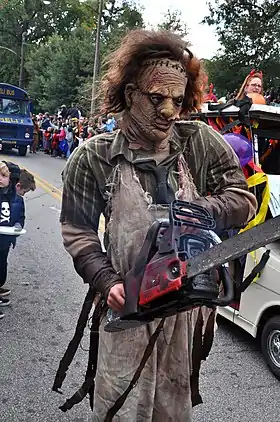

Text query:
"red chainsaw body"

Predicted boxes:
[[139, 253, 187, 306]]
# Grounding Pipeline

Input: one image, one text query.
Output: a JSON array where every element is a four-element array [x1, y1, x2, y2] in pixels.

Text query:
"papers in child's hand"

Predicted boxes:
[[0, 226, 26, 235]]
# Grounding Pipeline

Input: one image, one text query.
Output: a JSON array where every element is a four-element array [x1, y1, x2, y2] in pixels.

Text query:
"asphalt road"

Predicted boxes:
[[1, 150, 279, 422]]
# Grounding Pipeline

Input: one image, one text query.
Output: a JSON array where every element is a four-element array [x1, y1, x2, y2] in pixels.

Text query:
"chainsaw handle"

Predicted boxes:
[[212, 265, 234, 307], [170, 200, 216, 230]]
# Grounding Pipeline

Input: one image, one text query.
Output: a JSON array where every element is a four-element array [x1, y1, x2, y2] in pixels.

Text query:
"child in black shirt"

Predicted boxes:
[[0, 163, 36, 319]]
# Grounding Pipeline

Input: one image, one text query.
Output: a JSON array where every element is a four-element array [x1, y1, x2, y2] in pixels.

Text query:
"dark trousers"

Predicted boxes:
[[0, 248, 10, 287]]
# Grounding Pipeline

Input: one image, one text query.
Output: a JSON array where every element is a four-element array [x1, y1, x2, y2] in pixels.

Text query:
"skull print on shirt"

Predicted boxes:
[[0, 201, 11, 224]]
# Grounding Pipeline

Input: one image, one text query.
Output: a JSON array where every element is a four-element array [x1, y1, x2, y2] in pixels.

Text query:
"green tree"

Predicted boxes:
[[203, 58, 251, 96], [0, 0, 86, 86], [101, 0, 144, 57], [24, 0, 144, 113], [203, 0, 280, 92], [26, 29, 94, 112], [158, 9, 189, 38], [72, 0, 144, 113]]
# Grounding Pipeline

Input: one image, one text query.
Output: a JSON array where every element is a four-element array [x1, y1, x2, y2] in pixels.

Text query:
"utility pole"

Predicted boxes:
[[19, 32, 26, 88], [90, 0, 103, 117]]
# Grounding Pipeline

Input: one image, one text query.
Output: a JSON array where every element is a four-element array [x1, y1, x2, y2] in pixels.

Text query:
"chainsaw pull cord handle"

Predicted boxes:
[[212, 265, 234, 307]]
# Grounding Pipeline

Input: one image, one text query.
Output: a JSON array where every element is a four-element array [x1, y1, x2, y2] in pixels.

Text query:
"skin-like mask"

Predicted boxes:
[[123, 60, 188, 152]]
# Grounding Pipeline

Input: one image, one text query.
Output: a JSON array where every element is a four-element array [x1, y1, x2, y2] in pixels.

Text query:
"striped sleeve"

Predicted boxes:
[[60, 146, 105, 231]]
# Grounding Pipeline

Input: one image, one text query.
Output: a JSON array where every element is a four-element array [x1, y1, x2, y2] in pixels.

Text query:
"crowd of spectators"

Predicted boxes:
[[31, 104, 118, 158]]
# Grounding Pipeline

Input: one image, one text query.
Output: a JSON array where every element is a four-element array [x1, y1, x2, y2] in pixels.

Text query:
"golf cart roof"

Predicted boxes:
[[190, 103, 280, 140]]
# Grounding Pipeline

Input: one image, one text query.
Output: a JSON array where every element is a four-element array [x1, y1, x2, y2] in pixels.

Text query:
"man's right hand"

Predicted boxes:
[[107, 283, 125, 312]]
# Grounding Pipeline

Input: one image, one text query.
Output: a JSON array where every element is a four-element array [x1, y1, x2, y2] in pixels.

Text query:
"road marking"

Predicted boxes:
[[24, 167, 63, 196], [35, 179, 62, 201], [0, 155, 106, 232], [21, 166, 63, 198]]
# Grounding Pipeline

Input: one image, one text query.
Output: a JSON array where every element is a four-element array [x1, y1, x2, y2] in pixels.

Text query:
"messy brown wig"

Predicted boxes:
[[101, 30, 205, 115]]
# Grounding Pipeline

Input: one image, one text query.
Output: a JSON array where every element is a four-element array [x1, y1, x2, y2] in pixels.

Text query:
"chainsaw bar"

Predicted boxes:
[[187, 215, 280, 279]]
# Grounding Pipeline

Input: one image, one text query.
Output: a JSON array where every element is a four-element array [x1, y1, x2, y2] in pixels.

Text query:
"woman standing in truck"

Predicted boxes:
[[236, 70, 264, 100]]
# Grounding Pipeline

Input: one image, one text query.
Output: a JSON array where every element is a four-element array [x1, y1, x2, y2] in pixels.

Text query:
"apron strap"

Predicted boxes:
[[52, 286, 96, 394], [58, 298, 104, 412]]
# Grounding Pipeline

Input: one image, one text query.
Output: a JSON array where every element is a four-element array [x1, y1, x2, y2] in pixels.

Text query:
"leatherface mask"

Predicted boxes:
[[123, 60, 188, 151]]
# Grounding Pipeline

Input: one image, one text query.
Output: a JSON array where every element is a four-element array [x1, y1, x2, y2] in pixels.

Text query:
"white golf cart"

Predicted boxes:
[[191, 102, 280, 379]]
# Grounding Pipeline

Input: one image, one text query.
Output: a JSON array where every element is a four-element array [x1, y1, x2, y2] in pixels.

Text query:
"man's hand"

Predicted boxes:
[[175, 208, 200, 234], [107, 283, 125, 312]]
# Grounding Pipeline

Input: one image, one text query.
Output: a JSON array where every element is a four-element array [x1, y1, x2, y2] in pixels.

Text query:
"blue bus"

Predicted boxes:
[[0, 83, 33, 156]]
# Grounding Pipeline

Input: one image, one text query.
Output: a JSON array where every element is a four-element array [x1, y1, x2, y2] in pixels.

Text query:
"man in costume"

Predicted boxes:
[[60, 30, 257, 421]]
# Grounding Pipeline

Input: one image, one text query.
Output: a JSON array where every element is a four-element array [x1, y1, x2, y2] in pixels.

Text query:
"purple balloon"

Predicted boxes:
[[224, 133, 253, 167]]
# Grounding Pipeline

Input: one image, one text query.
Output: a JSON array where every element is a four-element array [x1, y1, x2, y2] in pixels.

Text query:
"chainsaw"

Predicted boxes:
[[105, 199, 280, 333], [105, 200, 234, 332]]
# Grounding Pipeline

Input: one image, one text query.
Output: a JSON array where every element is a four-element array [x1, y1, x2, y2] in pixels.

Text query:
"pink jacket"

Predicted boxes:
[[59, 129, 66, 141]]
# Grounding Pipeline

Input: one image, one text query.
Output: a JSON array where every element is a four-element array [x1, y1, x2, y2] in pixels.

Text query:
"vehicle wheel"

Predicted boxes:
[[18, 146, 27, 156], [261, 316, 280, 380]]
